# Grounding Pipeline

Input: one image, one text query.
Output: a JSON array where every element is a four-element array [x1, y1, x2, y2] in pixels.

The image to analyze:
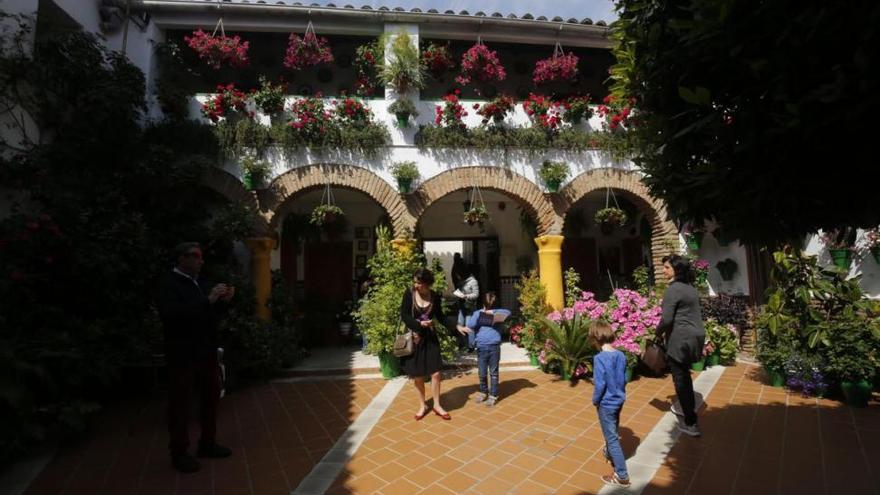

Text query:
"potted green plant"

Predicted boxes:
[[380, 30, 425, 95], [463, 204, 489, 226], [716, 258, 738, 281], [240, 156, 271, 190], [541, 313, 595, 381], [252, 76, 286, 122], [704, 318, 738, 366], [858, 227, 880, 265], [310, 204, 345, 226], [683, 223, 706, 251], [390, 161, 419, 193], [823, 314, 877, 407], [538, 160, 569, 193], [819, 227, 856, 270], [755, 307, 797, 387], [388, 98, 419, 128], [594, 207, 628, 234]]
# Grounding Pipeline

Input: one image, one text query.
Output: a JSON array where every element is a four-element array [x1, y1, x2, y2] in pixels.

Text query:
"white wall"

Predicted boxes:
[[424, 240, 465, 296], [804, 231, 880, 299], [677, 221, 750, 296]]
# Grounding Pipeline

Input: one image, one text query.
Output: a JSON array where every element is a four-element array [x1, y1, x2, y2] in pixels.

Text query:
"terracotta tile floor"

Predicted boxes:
[[19, 364, 880, 495], [23, 379, 385, 495], [326, 370, 678, 495], [643, 365, 880, 495]]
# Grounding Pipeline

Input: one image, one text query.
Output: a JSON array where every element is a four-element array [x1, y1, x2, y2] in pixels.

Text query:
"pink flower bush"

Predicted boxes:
[[456, 43, 506, 86], [185, 29, 249, 69]]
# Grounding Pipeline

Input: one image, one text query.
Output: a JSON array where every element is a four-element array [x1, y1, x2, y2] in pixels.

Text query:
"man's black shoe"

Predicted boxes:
[[172, 453, 201, 473], [197, 443, 232, 458]]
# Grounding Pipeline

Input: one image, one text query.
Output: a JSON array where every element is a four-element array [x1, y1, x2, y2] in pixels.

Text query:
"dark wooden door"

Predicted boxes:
[[562, 238, 599, 292], [304, 241, 353, 345]]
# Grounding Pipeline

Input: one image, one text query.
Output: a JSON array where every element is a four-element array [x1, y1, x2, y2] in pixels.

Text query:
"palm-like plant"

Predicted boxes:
[[542, 313, 596, 379]]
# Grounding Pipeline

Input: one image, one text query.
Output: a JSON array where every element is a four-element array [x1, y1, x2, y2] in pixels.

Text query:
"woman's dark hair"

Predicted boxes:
[[662, 254, 695, 284], [413, 268, 435, 286], [482, 291, 497, 309]]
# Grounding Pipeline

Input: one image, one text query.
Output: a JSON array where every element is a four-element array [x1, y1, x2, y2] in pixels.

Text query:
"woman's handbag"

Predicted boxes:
[[641, 342, 668, 375], [392, 291, 416, 358]]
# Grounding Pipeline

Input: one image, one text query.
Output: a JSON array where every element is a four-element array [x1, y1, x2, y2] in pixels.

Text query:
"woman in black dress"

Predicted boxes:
[[400, 268, 451, 420]]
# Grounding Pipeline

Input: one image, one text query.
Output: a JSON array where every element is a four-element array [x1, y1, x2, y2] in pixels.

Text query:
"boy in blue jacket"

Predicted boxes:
[[590, 321, 630, 487], [458, 292, 510, 407]]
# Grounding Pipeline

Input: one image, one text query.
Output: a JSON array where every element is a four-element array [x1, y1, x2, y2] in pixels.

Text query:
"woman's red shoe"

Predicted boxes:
[[432, 408, 451, 420]]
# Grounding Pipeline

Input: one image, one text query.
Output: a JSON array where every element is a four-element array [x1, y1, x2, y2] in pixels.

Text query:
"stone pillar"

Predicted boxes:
[[245, 237, 277, 321], [535, 235, 565, 310]]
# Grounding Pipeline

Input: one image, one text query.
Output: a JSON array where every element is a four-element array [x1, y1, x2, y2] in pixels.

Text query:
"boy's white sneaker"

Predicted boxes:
[[670, 402, 685, 417], [484, 395, 498, 407], [677, 423, 702, 437], [473, 393, 488, 404]]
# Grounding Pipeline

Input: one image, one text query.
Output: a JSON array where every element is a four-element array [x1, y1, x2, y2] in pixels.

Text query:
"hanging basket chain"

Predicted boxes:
[[305, 20, 316, 36], [321, 183, 336, 207], [604, 187, 621, 210], [553, 42, 564, 59], [212, 0, 224, 37]]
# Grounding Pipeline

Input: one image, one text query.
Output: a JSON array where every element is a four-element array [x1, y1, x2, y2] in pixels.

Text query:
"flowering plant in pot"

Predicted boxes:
[[240, 156, 271, 191], [716, 258, 738, 281], [473, 94, 515, 125], [694, 259, 710, 291], [538, 160, 569, 193], [541, 312, 594, 381], [184, 28, 249, 69], [561, 95, 593, 125], [594, 207, 628, 230], [388, 98, 418, 128], [784, 352, 828, 397], [201, 84, 249, 123], [390, 161, 419, 193], [533, 45, 579, 84], [463, 204, 489, 226], [332, 96, 372, 124], [456, 42, 506, 86], [704, 318, 738, 366], [283, 31, 334, 70], [288, 94, 332, 141], [421, 42, 456, 80], [434, 90, 468, 130], [596, 94, 637, 131], [522, 93, 561, 131], [354, 38, 383, 96], [251, 76, 286, 117], [310, 204, 345, 226], [819, 227, 856, 270], [858, 227, 880, 264]]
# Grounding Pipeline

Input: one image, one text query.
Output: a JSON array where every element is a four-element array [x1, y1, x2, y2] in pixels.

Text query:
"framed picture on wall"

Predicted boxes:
[[357, 240, 369, 252], [355, 227, 370, 239], [355, 255, 367, 268]]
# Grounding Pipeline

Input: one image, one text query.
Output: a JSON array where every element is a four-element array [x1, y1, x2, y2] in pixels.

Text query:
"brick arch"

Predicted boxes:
[[408, 166, 556, 236], [200, 167, 269, 235], [263, 164, 410, 235], [555, 168, 678, 281]]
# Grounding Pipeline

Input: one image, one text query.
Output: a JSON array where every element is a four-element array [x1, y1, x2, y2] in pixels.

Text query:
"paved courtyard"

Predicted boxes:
[[17, 363, 880, 495]]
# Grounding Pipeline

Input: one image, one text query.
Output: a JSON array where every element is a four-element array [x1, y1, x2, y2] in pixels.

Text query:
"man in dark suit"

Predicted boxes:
[[157, 242, 234, 473]]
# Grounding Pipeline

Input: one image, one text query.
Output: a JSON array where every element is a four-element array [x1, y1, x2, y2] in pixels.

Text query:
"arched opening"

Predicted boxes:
[[561, 188, 656, 299], [275, 186, 388, 347]]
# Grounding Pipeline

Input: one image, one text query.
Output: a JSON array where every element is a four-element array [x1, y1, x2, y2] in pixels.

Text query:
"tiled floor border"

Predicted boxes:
[[290, 377, 408, 495], [272, 365, 540, 383], [598, 365, 727, 495]]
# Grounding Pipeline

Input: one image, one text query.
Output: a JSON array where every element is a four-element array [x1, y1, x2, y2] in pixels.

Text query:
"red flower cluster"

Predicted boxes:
[[434, 90, 468, 128], [333, 97, 372, 123], [284, 32, 334, 70], [422, 42, 456, 79], [596, 95, 637, 130], [354, 41, 382, 96], [288, 95, 332, 139], [533, 52, 579, 84], [474, 94, 516, 124], [201, 84, 249, 123], [561, 95, 594, 124], [184, 29, 250, 69], [456, 43, 506, 86], [522, 93, 561, 130]]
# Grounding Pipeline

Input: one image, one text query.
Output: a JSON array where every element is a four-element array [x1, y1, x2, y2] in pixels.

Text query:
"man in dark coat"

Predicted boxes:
[[157, 242, 234, 473]]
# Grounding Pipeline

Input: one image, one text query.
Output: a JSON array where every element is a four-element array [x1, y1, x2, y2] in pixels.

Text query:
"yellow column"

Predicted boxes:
[[245, 237, 277, 322], [535, 235, 565, 310]]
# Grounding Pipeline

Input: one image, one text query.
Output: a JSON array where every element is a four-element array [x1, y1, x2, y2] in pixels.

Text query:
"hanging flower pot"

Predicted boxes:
[[538, 160, 569, 193], [594, 207, 628, 229], [474, 94, 516, 126], [464, 205, 489, 226], [829, 248, 852, 269], [533, 43, 579, 85], [421, 42, 456, 80], [685, 231, 704, 251], [310, 185, 345, 227], [388, 98, 418, 129], [284, 23, 334, 70], [185, 20, 250, 69], [456, 40, 506, 86], [390, 161, 419, 194]]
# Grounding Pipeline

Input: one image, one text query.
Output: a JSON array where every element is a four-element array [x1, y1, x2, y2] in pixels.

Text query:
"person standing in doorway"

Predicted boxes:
[[657, 254, 706, 437], [157, 242, 235, 473], [453, 264, 480, 352]]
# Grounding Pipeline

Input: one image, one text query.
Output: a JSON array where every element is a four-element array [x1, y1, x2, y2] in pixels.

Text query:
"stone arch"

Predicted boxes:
[[409, 166, 556, 236], [263, 164, 410, 235], [555, 168, 678, 281], [200, 167, 269, 235]]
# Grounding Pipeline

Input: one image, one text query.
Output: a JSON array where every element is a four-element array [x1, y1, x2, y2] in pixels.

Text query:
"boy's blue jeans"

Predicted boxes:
[[477, 344, 501, 397], [597, 406, 629, 480]]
